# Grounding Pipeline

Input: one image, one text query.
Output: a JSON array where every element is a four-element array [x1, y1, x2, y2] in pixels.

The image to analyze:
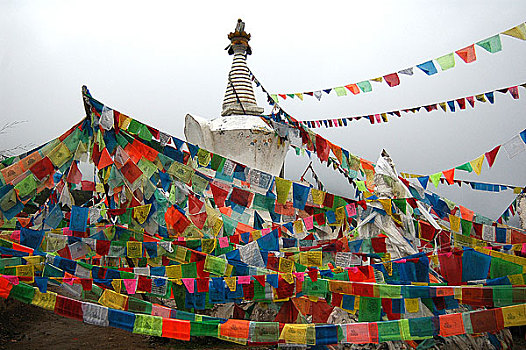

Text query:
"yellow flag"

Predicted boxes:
[[279, 324, 310, 344], [175, 246, 188, 263], [201, 238, 216, 254], [275, 177, 292, 204], [295, 93, 304, 101], [119, 114, 131, 130], [111, 279, 122, 294], [293, 220, 304, 234], [32, 290, 57, 310], [335, 207, 346, 223], [370, 77, 383, 82], [225, 264, 233, 277], [251, 230, 262, 241], [449, 215, 460, 233], [98, 289, 128, 310], [224, 277, 237, 292], [405, 298, 419, 313], [279, 258, 294, 273], [133, 204, 151, 224], [127, 241, 143, 258], [469, 154, 485, 175], [47, 142, 72, 168], [502, 304, 526, 327], [311, 189, 325, 206], [16, 264, 34, 282], [96, 183, 105, 193], [454, 287, 462, 302], [502, 23, 526, 40], [212, 219, 223, 236], [166, 265, 182, 279], [197, 149, 211, 167], [509, 273, 525, 285], [281, 272, 294, 284], [378, 199, 392, 216], [307, 251, 322, 267]]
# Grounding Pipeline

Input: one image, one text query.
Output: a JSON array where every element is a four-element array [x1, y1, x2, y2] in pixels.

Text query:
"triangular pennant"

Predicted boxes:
[[417, 61, 438, 75], [509, 86, 520, 99], [502, 23, 526, 40], [476, 35, 502, 53], [398, 68, 414, 75], [383, 73, 400, 87], [469, 154, 485, 175], [485, 92, 495, 104], [417, 176, 429, 189], [456, 98, 466, 110], [442, 168, 455, 185], [392, 199, 407, 214], [475, 94, 487, 103], [485, 145, 500, 168], [429, 172, 442, 188], [455, 162, 473, 172], [334, 87, 347, 97], [455, 44, 477, 63], [378, 198, 392, 215], [187, 143, 199, 159], [436, 53, 455, 70], [253, 210, 264, 230], [356, 81, 372, 93]]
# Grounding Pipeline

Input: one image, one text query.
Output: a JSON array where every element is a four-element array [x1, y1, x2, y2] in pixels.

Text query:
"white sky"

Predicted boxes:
[[1, 0, 526, 222]]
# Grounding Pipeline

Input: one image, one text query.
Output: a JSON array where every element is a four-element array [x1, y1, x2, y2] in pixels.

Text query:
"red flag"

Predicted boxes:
[[188, 193, 204, 215], [66, 161, 82, 184], [383, 73, 400, 87], [315, 134, 330, 162], [485, 145, 500, 168], [210, 182, 229, 208], [509, 86, 520, 99]]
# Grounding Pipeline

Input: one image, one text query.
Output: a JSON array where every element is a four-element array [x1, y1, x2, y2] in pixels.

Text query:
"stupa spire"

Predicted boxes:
[[221, 19, 264, 116]]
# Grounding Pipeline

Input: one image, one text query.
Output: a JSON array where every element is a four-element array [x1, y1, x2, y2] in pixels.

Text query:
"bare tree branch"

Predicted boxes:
[[0, 120, 32, 160]]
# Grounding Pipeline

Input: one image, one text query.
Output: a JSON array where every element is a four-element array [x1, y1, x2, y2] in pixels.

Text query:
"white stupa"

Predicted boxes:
[[184, 19, 289, 176]]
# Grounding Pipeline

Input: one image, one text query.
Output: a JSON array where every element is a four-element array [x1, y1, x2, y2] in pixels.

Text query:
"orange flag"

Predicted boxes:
[[442, 168, 455, 185]]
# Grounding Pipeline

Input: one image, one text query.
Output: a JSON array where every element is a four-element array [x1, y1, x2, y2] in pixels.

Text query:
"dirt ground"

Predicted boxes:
[[0, 299, 266, 350]]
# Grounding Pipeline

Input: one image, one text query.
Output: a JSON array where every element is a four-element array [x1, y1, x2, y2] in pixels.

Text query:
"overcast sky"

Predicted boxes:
[[1, 1, 526, 222]]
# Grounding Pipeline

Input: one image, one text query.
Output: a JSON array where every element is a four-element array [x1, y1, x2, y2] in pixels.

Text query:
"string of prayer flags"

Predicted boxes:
[[401, 127, 526, 190], [269, 21, 526, 101], [269, 82, 525, 128]]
